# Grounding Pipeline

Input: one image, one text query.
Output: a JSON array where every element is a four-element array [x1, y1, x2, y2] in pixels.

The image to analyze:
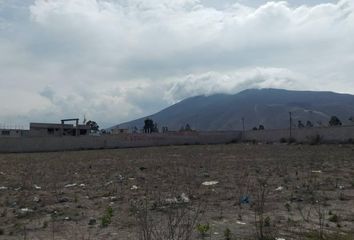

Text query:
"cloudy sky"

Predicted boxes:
[[0, 0, 353, 128]]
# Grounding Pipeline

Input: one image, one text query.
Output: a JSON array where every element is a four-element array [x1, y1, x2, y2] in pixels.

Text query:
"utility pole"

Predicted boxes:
[[242, 117, 245, 141], [289, 112, 292, 138], [242, 117, 245, 132]]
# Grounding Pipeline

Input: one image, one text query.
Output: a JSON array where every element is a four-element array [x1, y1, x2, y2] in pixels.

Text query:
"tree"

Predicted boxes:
[[252, 127, 258, 131], [297, 121, 305, 128], [349, 117, 354, 123], [306, 121, 313, 128], [258, 125, 265, 130], [143, 118, 154, 133], [329, 116, 342, 127], [86, 120, 99, 131], [184, 124, 192, 131]]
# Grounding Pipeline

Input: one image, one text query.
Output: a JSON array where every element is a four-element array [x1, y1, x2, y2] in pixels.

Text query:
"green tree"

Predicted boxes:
[[329, 116, 342, 126], [306, 120, 313, 128], [143, 118, 154, 133], [86, 120, 99, 131]]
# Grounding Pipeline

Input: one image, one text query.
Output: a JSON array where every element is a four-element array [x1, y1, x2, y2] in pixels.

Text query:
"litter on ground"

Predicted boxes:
[[202, 181, 219, 186], [64, 183, 77, 188]]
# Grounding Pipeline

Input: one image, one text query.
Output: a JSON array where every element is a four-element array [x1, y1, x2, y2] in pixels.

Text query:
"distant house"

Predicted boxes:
[[0, 128, 29, 137], [111, 128, 129, 135], [29, 121, 90, 137]]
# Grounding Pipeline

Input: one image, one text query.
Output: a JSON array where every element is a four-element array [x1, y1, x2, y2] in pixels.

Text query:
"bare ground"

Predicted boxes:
[[0, 143, 354, 240]]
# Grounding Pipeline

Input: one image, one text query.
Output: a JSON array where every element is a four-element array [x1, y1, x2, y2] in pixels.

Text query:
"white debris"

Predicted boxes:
[[275, 186, 284, 191], [0, 186, 8, 190], [64, 183, 77, 188], [33, 196, 40, 202], [180, 193, 190, 203], [34, 184, 42, 190], [64, 217, 70, 221], [15, 187, 22, 191], [131, 185, 138, 190], [0, 171, 5, 175], [20, 208, 33, 213], [79, 184, 86, 187], [165, 197, 178, 204], [128, 178, 135, 181], [236, 221, 246, 225], [339, 185, 345, 190], [276, 238, 286, 240], [213, 232, 219, 235], [105, 181, 113, 186], [311, 170, 322, 173], [202, 181, 219, 186]]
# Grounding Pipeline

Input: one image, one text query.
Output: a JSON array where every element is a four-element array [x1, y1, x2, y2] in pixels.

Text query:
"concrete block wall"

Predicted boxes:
[[244, 125, 354, 143], [0, 131, 242, 153]]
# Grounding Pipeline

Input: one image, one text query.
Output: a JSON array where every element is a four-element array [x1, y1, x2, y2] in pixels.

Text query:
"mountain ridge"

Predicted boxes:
[[111, 88, 354, 131]]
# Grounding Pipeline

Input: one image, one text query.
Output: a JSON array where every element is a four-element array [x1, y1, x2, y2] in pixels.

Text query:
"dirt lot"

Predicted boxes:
[[0, 143, 354, 240]]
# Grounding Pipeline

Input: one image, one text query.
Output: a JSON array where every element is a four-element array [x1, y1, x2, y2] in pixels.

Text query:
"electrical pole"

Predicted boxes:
[[289, 112, 292, 138]]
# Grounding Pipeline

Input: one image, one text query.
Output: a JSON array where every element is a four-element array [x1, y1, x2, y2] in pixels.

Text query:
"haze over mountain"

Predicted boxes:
[[113, 89, 354, 131]]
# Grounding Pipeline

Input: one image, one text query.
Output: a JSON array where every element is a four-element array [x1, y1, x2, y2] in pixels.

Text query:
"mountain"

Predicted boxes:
[[112, 89, 354, 131]]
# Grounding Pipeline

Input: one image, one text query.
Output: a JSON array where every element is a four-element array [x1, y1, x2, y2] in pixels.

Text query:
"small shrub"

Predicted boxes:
[[224, 227, 232, 240], [285, 202, 291, 212], [328, 214, 339, 223], [196, 223, 210, 238], [307, 134, 323, 145], [101, 206, 113, 227], [264, 216, 271, 227]]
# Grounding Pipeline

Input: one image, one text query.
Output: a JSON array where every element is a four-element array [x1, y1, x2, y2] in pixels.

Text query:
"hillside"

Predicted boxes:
[[112, 89, 354, 131]]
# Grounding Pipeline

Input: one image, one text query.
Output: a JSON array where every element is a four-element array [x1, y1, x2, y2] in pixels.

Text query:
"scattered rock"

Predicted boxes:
[[311, 170, 322, 173], [33, 196, 40, 203], [34, 184, 42, 190], [64, 217, 71, 221], [275, 186, 284, 191], [79, 184, 86, 187], [58, 197, 69, 203], [131, 185, 138, 190], [202, 181, 219, 186], [0, 186, 8, 190], [179, 193, 190, 203], [88, 218, 97, 225]]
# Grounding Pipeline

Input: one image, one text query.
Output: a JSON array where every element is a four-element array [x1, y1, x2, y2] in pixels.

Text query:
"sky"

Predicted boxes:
[[0, 0, 353, 128]]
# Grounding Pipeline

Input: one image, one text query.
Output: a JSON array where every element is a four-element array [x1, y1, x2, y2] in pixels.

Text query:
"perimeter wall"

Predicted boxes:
[[0, 131, 241, 153], [0, 126, 353, 153]]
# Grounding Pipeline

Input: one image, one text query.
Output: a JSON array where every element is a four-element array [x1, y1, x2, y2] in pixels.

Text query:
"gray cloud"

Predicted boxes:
[[0, 0, 353, 127]]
